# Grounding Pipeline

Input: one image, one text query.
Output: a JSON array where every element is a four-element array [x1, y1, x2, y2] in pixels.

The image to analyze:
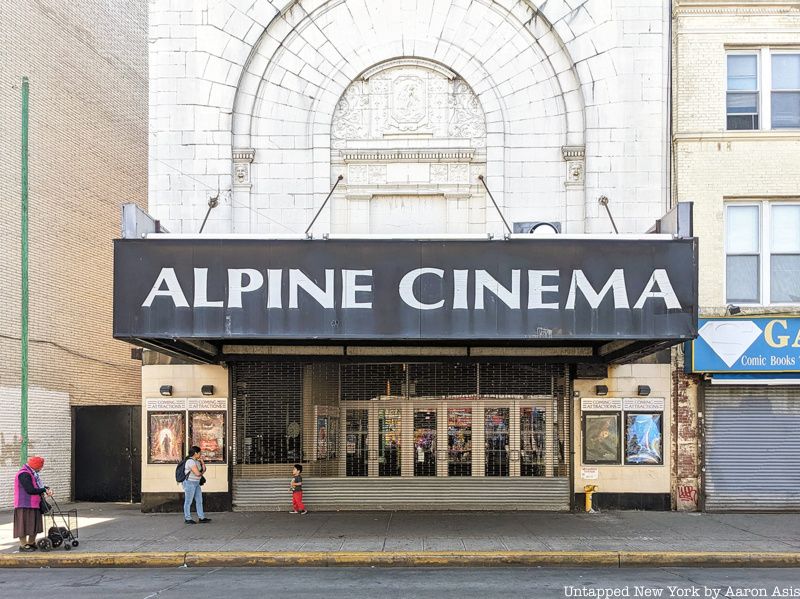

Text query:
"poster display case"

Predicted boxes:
[[625, 413, 663, 465], [189, 411, 226, 463], [148, 412, 185, 464], [583, 413, 621, 465]]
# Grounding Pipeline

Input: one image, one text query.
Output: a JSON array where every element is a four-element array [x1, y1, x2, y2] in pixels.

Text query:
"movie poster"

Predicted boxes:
[[625, 413, 663, 465], [583, 413, 620, 464], [149, 412, 185, 464], [189, 411, 226, 463]]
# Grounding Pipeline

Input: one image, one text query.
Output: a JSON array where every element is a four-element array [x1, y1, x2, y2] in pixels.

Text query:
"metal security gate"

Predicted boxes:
[[704, 385, 800, 511], [232, 360, 571, 510]]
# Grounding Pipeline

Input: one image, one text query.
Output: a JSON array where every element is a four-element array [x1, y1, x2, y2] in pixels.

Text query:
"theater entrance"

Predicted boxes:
[[232, 361, 571, 510]]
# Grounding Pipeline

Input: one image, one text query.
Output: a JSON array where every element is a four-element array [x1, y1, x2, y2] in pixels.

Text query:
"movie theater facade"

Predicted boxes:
[[136, 0, 691, 511], [114, 234, 697, 511]]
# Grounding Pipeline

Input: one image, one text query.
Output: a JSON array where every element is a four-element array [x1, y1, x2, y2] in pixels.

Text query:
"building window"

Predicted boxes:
[[770, 205, 800, 302], [727, 54, 759, 130], [725, 204, 760, 303], [726, 50, 800, 131], [725, 202, 800, 305], [772, 54, 800, 129]]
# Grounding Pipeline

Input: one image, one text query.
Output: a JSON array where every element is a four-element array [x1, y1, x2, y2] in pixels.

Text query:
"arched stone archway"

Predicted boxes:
[[228, 0, 586, 235], [328, 58, 487, 234]]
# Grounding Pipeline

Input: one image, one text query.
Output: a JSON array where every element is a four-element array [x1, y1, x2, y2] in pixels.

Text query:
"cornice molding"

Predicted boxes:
[[675, 2, 800, 16], [340, 148, 476, 162], [232, 148, 255, 162], [561, 145, 585, 160], [673, 130, 800, 141]]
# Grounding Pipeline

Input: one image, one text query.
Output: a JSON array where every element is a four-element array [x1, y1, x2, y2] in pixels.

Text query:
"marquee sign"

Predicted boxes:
[[113, 238, 697, 343]]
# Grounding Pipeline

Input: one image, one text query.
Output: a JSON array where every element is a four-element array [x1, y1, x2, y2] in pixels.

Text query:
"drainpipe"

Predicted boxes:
[[20, 76, 29, 465]]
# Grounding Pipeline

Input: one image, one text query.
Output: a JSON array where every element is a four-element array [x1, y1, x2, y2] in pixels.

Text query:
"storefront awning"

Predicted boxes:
[[113, 237, 698, 364]]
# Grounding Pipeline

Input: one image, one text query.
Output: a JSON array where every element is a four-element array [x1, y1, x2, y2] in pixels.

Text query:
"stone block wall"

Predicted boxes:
[[149, 0, 670, 235]]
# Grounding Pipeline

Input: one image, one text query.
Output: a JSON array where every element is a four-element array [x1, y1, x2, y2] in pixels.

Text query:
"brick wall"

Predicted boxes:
[[0, 0, 147, 507]]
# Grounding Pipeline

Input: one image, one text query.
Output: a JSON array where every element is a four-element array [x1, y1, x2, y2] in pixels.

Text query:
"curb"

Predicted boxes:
[[2, 551, 800, 569]]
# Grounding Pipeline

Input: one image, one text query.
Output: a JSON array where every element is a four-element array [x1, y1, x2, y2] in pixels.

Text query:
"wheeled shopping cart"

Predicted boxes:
[[37, 497, 79, 551]]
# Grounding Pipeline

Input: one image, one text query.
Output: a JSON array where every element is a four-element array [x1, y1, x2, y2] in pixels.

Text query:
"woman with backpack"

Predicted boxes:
[[180, 446, 211, 524], [13, 456, 52, 551]]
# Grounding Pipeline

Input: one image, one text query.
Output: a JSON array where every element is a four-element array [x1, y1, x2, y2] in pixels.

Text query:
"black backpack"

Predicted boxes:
[[175, 457, 189, 483]]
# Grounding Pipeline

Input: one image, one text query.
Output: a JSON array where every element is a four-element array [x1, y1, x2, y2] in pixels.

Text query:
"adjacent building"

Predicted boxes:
[[0, 1, 147, 506], [674, 0, 800, 510]]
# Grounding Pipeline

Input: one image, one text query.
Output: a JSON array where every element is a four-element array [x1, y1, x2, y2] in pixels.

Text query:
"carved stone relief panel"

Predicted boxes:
[[331, 63, 486, 147], [331, 59, 488, 234]]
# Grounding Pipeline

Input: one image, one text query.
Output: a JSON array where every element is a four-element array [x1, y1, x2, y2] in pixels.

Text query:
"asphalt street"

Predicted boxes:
[[0, 567, 798, 599]]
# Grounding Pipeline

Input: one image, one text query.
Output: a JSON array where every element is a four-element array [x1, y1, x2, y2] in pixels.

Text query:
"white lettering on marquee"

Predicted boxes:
[[289, 269, 334, 309], [142, 268, 189, 308], [566, 269, 629, 310], [228, 269, 264, 309], [141, 267, 683, 312], [399, 268, 444, 310], [474, 270, 520, 310], [342, 270, 373, 309], [633, 269, 681, 310]]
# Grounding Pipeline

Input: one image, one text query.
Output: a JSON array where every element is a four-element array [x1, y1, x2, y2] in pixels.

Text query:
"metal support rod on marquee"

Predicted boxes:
[[478, 175, 513, 238], [305, 175, 344, 238], [598, 195, 619, 234]]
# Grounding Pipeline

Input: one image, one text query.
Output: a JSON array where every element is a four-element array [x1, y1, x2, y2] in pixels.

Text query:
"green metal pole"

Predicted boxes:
[[20, 76, 29, 466]]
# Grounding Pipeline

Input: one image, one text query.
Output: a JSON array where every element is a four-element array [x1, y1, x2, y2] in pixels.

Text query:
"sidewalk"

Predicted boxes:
[[2, 502, 800, 567]]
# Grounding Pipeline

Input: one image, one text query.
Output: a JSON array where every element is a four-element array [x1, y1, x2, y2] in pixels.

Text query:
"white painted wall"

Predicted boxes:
[[0, 387, 71, 508], [149, 0, 670, 236]]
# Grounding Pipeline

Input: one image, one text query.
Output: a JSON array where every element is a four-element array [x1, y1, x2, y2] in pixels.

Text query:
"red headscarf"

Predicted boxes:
[[27, 456, 44, 471]]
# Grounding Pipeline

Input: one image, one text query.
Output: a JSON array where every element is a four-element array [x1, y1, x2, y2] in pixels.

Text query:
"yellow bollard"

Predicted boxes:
[[584, 484, 599, 513]]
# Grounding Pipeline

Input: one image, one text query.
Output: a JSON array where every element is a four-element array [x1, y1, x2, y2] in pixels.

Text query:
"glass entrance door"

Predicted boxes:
[[341, 398, 554, 479], [378, 408, 401, 476], [520, 406, 546, 476], [413, 410, 437, 476], [485, 407, 509, 476], [447, 407, 472, 476], [345, 409, 368, 477]]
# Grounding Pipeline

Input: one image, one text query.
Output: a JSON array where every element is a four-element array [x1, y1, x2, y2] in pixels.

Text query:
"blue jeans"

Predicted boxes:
[[183, 480, 204, 520]]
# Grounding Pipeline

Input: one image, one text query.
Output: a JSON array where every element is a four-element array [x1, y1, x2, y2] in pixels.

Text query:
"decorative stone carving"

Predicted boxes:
[[449, 80, 486, 141], [567, 161, 584, 184], [331, 63, 486, 145], [232, 148, 255, 188], [449, 163, 470, 183], [331, 83, 368, 147], [347, 164, 368, 185], [561, 146, 585, 187], [391, 76, 427, 129], [368, 165, 387, 184], [330, 59, 488, 234], [430, 164, 448, 183]]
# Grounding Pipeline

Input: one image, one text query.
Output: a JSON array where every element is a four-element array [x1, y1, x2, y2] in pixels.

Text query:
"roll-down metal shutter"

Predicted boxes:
[[704, 385, 800, 511], [233, 478, 570, 511]]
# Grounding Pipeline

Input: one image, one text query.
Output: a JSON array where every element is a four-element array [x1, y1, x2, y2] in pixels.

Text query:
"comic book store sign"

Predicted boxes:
[[114, 238, 697, 341]]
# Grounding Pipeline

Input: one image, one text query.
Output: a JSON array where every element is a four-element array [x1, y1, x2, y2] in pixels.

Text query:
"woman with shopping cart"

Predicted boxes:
[[13, 455, 52, 552]]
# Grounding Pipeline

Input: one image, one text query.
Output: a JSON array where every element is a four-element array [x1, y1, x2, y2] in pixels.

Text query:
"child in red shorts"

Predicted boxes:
[[289, 464, 307, 514]]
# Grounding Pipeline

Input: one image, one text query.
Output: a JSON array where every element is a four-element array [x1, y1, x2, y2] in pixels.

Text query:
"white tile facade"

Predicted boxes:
[[150, 0, 670, 235]]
